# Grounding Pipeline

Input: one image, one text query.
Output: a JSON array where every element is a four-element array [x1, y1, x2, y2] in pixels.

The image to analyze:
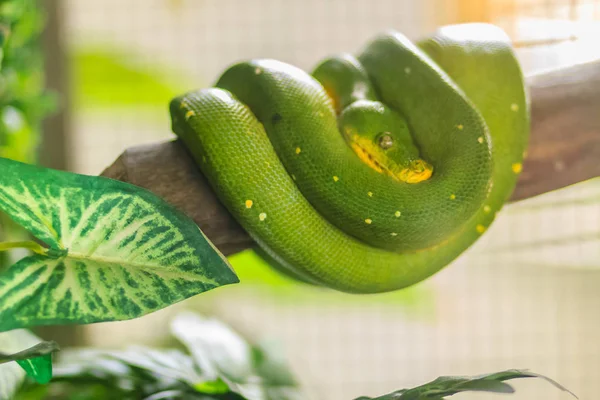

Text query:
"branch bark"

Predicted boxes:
[[101, 61, 600, 256]]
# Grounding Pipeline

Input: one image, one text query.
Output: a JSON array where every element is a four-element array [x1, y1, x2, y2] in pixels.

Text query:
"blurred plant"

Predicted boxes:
[[356, 370, 576, 400], [0, 330, 59, 399], [0, 0, 53, 162], [71, 47, 190, 112], [16, 312, 302, 400], [0, 0, 54, 269], [9, 312, 575, 400]]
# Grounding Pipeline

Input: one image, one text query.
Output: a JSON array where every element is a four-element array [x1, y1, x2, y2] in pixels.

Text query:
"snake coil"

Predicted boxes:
[[170, 23, 529, 293]]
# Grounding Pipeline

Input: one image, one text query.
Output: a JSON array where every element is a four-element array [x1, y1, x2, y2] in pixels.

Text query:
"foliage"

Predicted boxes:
[[0, 157, 238, 332], [11, 313, 575, 400], [355, 370, 577, 399], [0, 0, 54, 270], [18, 312, 302, 400], [0, 0, 53, 162], [0, 330, 59, 399]]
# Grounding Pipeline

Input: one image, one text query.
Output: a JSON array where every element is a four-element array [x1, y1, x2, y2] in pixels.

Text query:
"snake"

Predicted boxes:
[[170, 23, 529, 294]]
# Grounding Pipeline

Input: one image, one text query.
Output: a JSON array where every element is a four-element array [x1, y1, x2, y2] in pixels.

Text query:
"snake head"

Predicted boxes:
[[339, 99, 433, 183]]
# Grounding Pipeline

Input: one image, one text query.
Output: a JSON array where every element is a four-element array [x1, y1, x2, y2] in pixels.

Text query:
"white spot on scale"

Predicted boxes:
[[259, 213, 267, 221], [404, 67, 411, 74]]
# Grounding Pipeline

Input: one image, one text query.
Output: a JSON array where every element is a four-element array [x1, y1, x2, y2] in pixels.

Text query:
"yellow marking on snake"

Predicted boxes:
[[365, 218, 372, 224], [397, 160, 434, 183], [394, 211, 401, 217], [476, 224, 486, 233], [477, 136, 484, 144], [259, 212, 267, 221], [347, 135, 433, 183], [350, 142, 384, 174], [511, 103, 519, 111], [368, 191, 373, 197], [295, 147, 301, 154], [512, 162, 522, 174], [185, 110, 195, 120], [450, 194, 456, 200], [245, 200, 253, 209]]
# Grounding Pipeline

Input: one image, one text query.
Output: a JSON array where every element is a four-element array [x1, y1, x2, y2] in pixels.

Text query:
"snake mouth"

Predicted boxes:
[[398, 159, 434, 183], [347, 135, 433, 183], [349, 141, 389, 175]]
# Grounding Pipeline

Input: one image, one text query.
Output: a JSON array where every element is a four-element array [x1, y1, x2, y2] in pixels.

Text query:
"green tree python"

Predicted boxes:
[[170, 23, 529, 294]]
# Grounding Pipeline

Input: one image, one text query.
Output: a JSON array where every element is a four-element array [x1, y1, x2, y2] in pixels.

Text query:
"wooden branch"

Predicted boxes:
[[102, 141, 254, 256], [511, 61, 600, 200], [101, 61, 600, 256]]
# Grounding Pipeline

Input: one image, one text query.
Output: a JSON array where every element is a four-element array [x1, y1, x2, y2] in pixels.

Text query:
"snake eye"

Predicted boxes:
[[378, 133, 394, 150]]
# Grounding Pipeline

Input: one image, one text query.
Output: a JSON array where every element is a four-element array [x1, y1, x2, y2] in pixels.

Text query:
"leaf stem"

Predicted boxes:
[[0, 241, 47, 255]]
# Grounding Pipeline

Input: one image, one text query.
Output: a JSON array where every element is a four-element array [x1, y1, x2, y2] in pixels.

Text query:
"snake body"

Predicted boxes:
[[170, 23, 529, 293]]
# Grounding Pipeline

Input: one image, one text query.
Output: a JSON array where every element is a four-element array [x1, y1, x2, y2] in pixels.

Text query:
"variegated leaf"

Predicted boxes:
[[0, 157, 238, 331]]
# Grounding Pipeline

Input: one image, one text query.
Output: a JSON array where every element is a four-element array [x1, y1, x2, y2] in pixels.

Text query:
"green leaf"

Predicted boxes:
[[0, 330, 58, 399], [194, 378, 230, 394], [0, 340, 59, 384], [356, 369, 577, 399], [0, 157, 238, 331]]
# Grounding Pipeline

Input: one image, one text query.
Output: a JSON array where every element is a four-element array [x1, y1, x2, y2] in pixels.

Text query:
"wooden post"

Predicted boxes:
[[36, 0, 85, 347]]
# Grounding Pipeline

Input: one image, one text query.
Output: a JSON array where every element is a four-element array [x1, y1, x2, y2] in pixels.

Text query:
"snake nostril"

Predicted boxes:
[[271, 113, 283, 124]]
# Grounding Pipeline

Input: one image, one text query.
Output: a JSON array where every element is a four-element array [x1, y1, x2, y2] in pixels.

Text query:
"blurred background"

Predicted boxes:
[[3, 0, 600, 399]]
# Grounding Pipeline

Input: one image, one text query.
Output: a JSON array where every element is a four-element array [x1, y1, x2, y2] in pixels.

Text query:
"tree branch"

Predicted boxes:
[[101, 61, 600, 256]]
